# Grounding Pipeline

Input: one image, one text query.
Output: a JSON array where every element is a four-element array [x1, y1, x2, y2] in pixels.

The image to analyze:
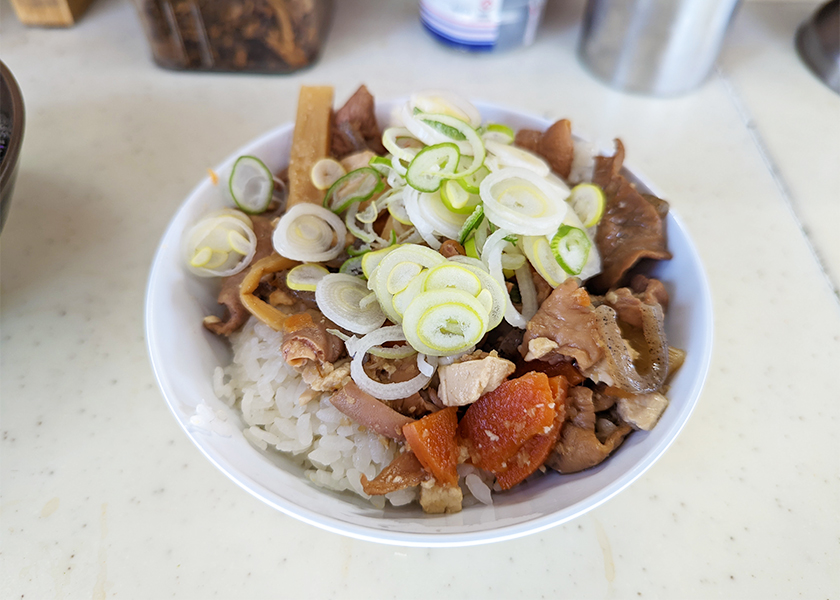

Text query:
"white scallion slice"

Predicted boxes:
[[446, 255, 507, 329], [402, 289, 489, 356], [479, 167, 568, 236], [440, 179, 481, 214], [183, 208, 257, 278], [423, 263, 482, 296], [311, 158, 347, 191], [568, 183, 606, 228], [229, 156, 274, 214], [417, 191, 469, 241], [485, 140, 550, 177], [272, 203, 346, 263], [522, 235, 568, 288], [316, 273, 386, 335], [410, 91, 482, 128], [286, 263, 330, 292]]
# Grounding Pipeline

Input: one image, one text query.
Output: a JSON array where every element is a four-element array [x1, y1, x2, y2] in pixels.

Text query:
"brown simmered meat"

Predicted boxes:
[[547, 384, 632, 473], [519, 278, 604, 370], [599, 275, 669, 329], [514, 119, 574, 179], [331, 85, 386, 159], [203, 214, 278, 336], [360, 450, 427, 495], [590, 140, 672, 292], [329, 382, 415, 441], [364, 354, 437, 417], [546, 420, 632, 474], [280, 309, 345, 369], [439, 239, 466, 258], [565, 386, 597, 431]]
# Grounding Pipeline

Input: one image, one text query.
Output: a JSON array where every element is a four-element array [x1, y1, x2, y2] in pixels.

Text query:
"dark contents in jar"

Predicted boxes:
[[134, 0, 332, 73]]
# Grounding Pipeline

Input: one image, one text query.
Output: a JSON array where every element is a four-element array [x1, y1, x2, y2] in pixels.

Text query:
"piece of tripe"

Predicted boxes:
[[287, 85, 334, 207]]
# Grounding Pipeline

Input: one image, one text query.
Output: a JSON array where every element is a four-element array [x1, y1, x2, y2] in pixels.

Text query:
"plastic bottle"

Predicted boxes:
[[419, 0, 546, 52]]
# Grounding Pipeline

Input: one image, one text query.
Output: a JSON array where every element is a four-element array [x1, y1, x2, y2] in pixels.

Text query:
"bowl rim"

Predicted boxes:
[[0, 59, 25, 190], [145, 99, 714, 547]]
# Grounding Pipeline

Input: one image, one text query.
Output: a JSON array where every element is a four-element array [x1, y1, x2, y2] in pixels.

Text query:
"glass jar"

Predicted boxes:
[[132, 0, 333, 73]]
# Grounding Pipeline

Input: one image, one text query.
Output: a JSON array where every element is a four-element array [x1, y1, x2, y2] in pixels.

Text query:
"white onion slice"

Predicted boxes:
[[316, 273, 387, 334], [403, 187, 442, 250], [272, 203, 346, 262], [485, 140, 550, 177], [480, 167, 568, 236], [482, 228, 528, 328], [183, 209, 257, 278], [349, 326, 433, 400], [410, 91, 482, 128]]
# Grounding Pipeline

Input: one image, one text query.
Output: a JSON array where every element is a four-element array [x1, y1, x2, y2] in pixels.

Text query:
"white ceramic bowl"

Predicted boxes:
[[145, 100, 713, 547]]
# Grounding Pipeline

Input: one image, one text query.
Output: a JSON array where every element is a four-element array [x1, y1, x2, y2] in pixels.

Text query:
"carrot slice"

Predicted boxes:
[[495, 376, 568, 489], [402, 406, 459, 486], [458, 371, 556, 475], [360, 450, 425, 496]]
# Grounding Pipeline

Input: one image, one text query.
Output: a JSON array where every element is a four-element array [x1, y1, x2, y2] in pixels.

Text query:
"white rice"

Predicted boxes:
[[214, 316, 495, 508]]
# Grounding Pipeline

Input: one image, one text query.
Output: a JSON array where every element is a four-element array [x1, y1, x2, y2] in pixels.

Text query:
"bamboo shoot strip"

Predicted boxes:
[[287, 86, 334, 207]]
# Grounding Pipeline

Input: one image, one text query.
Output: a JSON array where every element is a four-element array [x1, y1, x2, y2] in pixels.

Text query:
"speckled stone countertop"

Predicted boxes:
[[1, 0, 838, 597]]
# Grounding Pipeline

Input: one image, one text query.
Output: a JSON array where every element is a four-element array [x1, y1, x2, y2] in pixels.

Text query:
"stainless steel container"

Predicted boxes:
[[578, 0, 741, 96]]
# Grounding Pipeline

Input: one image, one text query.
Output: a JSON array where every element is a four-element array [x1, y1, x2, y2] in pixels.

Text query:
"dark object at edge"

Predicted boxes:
[[796, 0, 840, 95], [0, 60, 24, 234]]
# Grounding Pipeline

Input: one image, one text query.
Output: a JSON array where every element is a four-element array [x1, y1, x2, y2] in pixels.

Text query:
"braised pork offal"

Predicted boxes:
[[591, 140, 672, 292], [196, 86, 686, 513]]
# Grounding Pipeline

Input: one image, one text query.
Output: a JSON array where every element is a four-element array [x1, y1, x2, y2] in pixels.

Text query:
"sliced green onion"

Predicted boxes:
[[479, 167, 567, 236], [550, 224, 592, 275], [229, 156, 274, 214], [423, 263, 482, 296], [481, 123, 515, 145], [455, 156, 490, 194], [315, 273, 386, 334], [323, 167, 384, 213], [522, 235, 567, 287], [310, 158, 346, 191], [272, 203, 346, 263], [406, 143, 460, 193], [402, 289, 489, 356], [339, 255, 365, 278], [417, 191, 469, 241], [445, 255, 506, 329], [286, 263, 330, 291], [361, 244, 400, 279], [485, 140, 550, 177], [440, 179, 481, 214], [184, 208, 257, 277], [457, 205, 485, 246], [391, 270, 429, 318], [568, 183, 606, 228], [368, 155, 393, 176]]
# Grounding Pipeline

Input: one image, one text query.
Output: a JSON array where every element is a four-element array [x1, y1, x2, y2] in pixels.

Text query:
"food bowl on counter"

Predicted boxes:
[[145, 98, 713, 547], [0, 60, 25, 234]]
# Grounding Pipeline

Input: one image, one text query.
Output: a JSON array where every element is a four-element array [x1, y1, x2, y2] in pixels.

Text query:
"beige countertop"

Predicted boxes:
[[1, 0, 838, 598]]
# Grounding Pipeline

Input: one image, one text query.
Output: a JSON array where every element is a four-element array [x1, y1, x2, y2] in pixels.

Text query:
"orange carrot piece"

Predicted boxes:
[[402, 407, 459, 486], [495, 376, 568, 490], [360, 450, 425, 496], [458, 371, 556, 475]]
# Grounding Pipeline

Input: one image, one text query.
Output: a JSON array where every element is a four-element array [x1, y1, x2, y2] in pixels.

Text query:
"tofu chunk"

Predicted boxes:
[[617, 392, 669, 431], [437, 353, 515, 407], [419, 479, 463, 514]]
